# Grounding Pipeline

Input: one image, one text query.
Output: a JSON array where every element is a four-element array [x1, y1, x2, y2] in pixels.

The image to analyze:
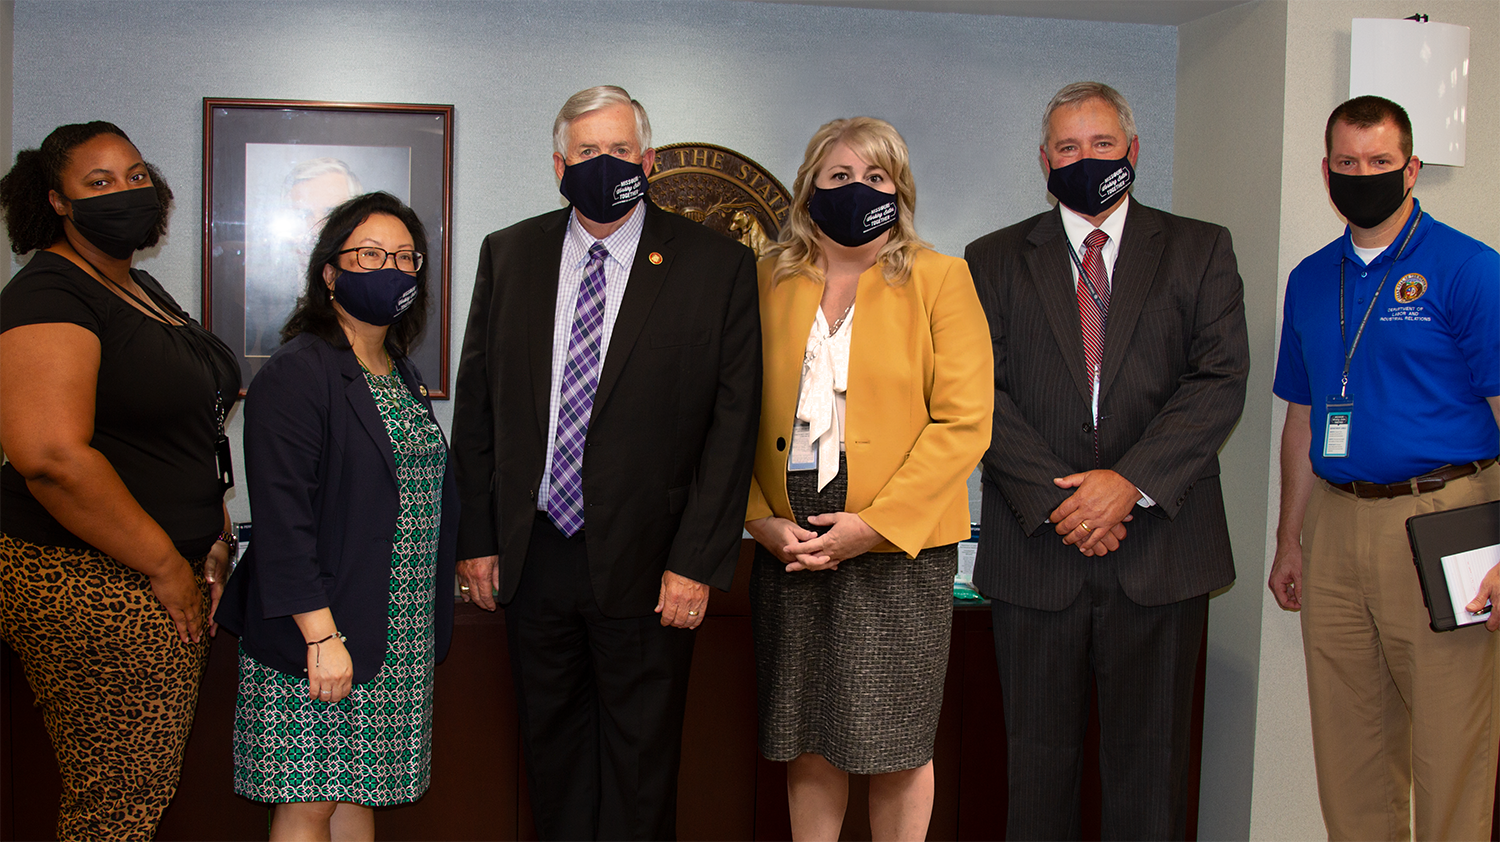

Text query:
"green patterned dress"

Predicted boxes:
[[232, 369, 446, 806]]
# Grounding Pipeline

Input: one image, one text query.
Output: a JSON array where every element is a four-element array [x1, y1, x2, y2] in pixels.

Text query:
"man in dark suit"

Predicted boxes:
[[450, 86, 760, 841], [965, 81, 1249, 839]]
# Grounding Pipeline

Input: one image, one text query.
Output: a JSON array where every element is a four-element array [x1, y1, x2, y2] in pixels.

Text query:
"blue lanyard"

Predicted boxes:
[[1066, 236, 1110, 329], [1336, 209, 1421, 397]]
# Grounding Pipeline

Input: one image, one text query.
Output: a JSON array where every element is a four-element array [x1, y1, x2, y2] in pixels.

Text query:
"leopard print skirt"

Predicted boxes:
[[0, 533, 210, 841]]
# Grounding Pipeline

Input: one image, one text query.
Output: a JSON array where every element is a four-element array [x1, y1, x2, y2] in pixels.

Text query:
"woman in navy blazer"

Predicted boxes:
[[216, 192, 457, 840]]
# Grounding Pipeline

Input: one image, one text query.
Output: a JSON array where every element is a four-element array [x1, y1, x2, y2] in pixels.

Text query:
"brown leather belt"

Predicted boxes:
[[1328, 458, 1497, 499]]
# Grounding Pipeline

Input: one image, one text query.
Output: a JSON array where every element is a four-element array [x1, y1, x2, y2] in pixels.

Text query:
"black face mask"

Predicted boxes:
[[559, 154, 648, 224], [332, 267, 419, 327], [1046, 154, 1134, 218], [808, 182, 899, 247], [1327, 161, 1411, 229], [67, 186, 161, 259]]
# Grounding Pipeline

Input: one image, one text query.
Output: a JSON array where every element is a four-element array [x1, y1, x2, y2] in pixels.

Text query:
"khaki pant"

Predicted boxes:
[[1302, 466, 1500, 841]]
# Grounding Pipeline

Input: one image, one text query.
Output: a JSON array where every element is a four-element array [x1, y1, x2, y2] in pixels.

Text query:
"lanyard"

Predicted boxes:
[[74, 250, 185, 326], [1337, 209, 1421, 397], [76, 249, 233, 433], [1065, 236, 1110, 329]]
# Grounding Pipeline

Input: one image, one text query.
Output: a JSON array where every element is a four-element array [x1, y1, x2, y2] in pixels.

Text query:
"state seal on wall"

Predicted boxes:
[[1394, 273, 1427, 303], [648, 143, 791, 259]]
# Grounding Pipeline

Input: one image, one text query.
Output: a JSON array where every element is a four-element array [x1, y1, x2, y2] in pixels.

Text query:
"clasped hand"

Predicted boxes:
[[746, 512, 883, 572], [1049, 469, 1138, 556]]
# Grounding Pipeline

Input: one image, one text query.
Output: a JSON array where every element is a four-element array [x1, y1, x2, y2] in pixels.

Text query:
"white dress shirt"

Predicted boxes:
[[537, 201, 646, 511]]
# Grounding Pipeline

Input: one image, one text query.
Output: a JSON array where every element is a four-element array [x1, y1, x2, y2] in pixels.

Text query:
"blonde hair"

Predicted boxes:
[[770, 117, 928, 287]]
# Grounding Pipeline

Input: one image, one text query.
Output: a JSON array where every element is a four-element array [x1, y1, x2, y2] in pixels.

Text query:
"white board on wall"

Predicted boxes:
[[1350, 17, 1469, 166]]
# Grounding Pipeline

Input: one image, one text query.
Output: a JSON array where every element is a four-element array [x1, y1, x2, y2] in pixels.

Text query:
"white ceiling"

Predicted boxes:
[[747, 0, 1254, 26]]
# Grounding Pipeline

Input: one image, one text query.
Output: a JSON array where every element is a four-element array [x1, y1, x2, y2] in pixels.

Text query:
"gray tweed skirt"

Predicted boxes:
[[750, 453, 957, 775]]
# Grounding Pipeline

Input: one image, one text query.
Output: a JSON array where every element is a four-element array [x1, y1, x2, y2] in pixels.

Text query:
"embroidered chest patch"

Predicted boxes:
[[1394, 273, 1428, 303]]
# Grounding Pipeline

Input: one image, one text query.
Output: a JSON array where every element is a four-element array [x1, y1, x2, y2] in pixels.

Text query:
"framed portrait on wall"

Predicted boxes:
[[202, 98, 454, 396]]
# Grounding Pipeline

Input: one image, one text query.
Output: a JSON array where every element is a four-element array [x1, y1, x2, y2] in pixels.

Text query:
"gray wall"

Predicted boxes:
[[10, 0, 1178, 526], [0, 0, 11, 260], [1172, 4, 1288, 838], [0, 0, 8, 465]]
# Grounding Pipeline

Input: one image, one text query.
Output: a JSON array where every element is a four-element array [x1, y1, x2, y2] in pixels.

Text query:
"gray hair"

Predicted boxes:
[[282, 156, 362, 199], [552, 85, 653, 157], [1040, 82, 1138, 148]]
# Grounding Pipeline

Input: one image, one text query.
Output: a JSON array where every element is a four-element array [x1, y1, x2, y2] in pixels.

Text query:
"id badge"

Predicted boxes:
[[215, 433, 235, 493], [788, 420, 818, 472], [1323, 395, 1353, 458]]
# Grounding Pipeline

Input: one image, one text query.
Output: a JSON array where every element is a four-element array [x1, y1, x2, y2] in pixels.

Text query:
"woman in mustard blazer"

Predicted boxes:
[[745, 117, 992, 841]]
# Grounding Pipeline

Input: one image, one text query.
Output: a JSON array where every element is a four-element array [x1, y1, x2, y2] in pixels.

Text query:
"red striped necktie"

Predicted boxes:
[[1079, 228, 1109, 462]]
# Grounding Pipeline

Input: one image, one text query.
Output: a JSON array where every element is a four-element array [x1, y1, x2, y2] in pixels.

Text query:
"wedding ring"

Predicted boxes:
[[460, 584, 471, 592], [1079, 521, 1093, 533], [688, 610, 699, 616]]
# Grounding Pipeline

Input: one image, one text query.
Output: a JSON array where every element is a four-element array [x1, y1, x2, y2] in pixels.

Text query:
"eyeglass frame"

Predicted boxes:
[[336, 246, 425, 273]]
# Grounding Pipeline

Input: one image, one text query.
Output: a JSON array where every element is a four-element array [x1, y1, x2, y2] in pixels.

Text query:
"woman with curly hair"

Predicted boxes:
[[744, 117, 992, 840], [0, 122, 240, 840]]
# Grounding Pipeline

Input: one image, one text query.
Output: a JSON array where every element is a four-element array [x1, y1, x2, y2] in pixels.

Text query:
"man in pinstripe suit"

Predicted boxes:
[[966, 82, 1249, 840]]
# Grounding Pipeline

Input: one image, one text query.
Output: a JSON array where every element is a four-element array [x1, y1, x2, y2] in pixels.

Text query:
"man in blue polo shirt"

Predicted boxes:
[[1270, 95, 1500, 841]]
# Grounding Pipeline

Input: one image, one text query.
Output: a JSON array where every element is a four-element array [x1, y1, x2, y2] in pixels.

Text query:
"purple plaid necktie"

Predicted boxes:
[[547, 242, 609, 535]]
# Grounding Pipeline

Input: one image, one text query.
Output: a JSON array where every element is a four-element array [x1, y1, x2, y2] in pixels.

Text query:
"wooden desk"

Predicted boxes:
[[0, 539, 1336, 840]]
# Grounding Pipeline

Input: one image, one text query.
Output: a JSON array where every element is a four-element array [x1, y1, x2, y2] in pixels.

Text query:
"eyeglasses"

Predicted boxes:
[[338, 247, 424, 273]]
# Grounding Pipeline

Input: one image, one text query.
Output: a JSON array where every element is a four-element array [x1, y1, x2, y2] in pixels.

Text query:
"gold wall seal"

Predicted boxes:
[[649, 143, 791, 259]]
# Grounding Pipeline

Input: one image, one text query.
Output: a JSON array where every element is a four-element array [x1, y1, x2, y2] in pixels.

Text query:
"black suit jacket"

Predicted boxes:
[[451, 201, 761, 617], [217, 333, 459, 683], [965, 201, 1248, 609]]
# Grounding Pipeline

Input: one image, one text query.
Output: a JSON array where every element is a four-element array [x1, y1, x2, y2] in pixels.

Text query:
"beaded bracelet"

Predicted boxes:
[[307, 631, 347, 668]]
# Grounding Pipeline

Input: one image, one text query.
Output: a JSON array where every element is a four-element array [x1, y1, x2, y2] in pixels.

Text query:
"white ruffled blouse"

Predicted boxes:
[[794, 302, 853, 491]]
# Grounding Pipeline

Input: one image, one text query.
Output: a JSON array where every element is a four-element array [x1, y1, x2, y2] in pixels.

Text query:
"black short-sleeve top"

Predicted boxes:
[[1, 251, 242, 557]]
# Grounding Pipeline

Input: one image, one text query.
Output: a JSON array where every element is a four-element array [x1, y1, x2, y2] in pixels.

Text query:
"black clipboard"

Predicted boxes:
[[1406, 500, 1500, 632]]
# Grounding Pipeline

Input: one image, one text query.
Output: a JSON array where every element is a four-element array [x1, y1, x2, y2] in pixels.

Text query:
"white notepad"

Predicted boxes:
[[1441, 544, 1500, 627]]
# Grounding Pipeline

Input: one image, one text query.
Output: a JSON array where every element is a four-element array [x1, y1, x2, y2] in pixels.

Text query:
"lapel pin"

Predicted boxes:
[[419, 385, 428, 397], [648, 252, 663, 265]]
